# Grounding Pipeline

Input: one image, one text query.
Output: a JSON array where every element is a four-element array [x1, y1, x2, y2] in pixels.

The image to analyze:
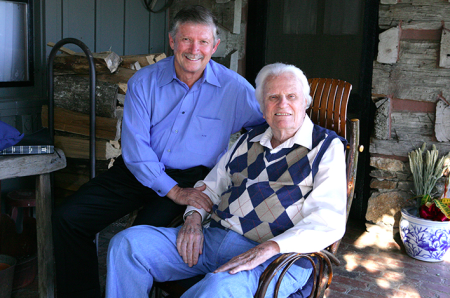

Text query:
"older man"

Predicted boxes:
[[52, 5, 263, 298], [105, 63, 347, 298]]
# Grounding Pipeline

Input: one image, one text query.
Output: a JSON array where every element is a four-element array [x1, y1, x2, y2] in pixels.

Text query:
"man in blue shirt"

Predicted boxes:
[[52, 5, 264, 298]]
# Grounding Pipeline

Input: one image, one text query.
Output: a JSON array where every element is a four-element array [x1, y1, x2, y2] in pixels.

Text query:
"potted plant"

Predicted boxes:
[[399, 143, 450, 262]]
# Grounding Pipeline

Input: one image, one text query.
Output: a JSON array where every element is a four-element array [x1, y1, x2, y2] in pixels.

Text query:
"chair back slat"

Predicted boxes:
[[339, 81, 352, 137], [318, 79, 330, 128], [307, 78, 352, 139], [327, 80, 338, 135], [332, 80, 343, 136], [307, 78, 322, 126]]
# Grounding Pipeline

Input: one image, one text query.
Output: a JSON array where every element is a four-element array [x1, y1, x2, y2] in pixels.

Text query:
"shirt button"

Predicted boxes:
[[174, 130, 178, 133], [181, 111, 185, 114], [167, 149, 171, 152]]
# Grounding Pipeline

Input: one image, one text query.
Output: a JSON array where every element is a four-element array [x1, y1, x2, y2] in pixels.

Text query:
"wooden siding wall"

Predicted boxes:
[[0, 0, 168, 196], [45, 0, 168, 57], [1, 0, 168, 131]]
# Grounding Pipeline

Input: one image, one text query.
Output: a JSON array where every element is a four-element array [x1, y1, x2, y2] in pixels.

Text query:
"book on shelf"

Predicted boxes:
[[1, 145, 54, 155], [0, 128, 54, 155]]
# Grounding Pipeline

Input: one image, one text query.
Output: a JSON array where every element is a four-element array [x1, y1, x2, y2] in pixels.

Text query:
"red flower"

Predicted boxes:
[[419, 203, 449, 221]]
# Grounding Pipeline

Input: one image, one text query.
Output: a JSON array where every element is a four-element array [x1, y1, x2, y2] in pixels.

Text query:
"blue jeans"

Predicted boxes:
[[106, 225, 312, 298], [52, 155, 209, 297]]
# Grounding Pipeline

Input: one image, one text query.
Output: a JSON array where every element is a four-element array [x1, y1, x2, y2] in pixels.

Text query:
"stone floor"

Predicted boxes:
[[11, 219, 450, 298]]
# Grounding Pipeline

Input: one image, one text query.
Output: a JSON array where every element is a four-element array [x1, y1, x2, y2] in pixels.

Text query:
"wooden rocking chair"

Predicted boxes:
[[254, 78, 361, 298], [155, 78, 362, 298]]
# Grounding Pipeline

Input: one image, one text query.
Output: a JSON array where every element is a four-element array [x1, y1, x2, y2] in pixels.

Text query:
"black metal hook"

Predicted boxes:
[[47, 38, 96, 179]]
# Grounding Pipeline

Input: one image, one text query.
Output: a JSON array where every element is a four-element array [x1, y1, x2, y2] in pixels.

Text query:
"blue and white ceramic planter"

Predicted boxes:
[[400, 207, 450, 262]]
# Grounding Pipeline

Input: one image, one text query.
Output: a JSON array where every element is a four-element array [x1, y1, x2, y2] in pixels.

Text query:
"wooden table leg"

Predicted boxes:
[[36, 173, 55, 298]]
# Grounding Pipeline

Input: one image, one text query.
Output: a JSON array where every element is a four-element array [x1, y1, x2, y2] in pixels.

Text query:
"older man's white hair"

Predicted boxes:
[[255, 63, 312, 112]]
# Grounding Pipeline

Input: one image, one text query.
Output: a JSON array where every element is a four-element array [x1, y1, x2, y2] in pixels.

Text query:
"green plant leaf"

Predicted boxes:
[[434, 199, 450, 220], [420, 194, 432, 206]]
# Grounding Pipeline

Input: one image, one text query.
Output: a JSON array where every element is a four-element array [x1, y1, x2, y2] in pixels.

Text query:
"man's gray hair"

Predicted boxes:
[[169, 5, 220, 45], [255, 63, 312, 112]]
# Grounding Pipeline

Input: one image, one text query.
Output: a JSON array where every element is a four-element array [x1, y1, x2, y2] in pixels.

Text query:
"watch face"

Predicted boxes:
[[184, 210, 199, 221], [184, 211, 194, 220]]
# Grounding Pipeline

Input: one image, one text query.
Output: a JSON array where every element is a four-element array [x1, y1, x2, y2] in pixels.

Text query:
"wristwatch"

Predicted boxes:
[[183, 210, 200, 221]]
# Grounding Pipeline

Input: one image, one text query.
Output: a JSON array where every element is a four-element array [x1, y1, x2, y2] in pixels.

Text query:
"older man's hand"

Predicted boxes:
[[214, 241, 280, 274], [167, 184, 213, 212], [176, 211, 204, 267]]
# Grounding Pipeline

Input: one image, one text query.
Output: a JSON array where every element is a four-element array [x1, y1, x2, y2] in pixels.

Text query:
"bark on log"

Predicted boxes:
[[53, 75, 119, 118]]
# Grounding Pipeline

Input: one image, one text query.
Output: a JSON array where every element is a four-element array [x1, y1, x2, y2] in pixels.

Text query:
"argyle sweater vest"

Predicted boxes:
[[211, 123, 346, 243]]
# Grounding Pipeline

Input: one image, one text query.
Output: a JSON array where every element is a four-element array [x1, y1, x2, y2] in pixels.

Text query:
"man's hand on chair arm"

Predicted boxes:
[[214, 241, 280, 274]]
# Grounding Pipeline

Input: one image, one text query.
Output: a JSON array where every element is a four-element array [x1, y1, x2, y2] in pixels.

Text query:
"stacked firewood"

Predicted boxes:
[[43, 43, 166, 199]]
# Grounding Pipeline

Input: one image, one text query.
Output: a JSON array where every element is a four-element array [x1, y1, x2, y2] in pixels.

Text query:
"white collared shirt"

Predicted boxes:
[[185, 115, 347, 254]]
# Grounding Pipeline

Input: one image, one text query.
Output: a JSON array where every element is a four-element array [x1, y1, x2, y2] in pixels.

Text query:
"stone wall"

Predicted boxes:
[[368, 0, 450, 232]]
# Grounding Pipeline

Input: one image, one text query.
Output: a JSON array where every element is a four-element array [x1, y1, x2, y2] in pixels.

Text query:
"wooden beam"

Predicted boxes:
[[95, 67, 137, 94], [47, 42, 76, 55], [48, 42, 122, 73], [41, 105, 122, 141], [52, 54, 119, 74], [435, 100, 450, 142], [120, 53, 166, 69], [54, 134, 121, 160], [0, 148, 66, 180], [36, 173, 54, 298]]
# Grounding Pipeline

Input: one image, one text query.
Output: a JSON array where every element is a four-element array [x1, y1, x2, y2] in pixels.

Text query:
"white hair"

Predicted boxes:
[[255, 63, 312, 112]]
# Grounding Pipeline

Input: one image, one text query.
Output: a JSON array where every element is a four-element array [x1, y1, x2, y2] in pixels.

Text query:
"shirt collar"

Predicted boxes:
[[158, 57, 221, 88], [202, 61, 221, 87], [250, 115, 314, 152]]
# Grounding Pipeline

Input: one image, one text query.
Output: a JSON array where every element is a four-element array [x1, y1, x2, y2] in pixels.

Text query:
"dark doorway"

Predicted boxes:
[[246, 0, 379, 221]]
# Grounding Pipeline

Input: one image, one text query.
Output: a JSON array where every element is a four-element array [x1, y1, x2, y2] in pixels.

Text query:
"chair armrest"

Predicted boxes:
[[254, 248, 340, 298]]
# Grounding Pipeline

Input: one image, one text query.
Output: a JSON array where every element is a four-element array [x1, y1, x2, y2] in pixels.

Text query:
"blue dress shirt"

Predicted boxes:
[[121, 56, 264, 197]]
